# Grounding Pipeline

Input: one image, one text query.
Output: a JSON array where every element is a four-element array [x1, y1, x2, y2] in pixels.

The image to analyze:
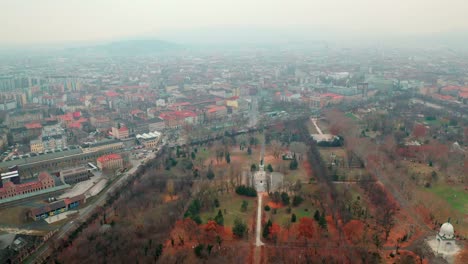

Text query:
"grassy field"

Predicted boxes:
[[317, 120, 330, 134], [345, 112, 359, 121], [199, 194, 256, 227], [403, 161, 436, 175], [318, 147, 347, 162], [0, 206, 29, 226], [423, 118, 443, 126], [401, 161, 466, 213], [426, 184, 468, 214], [264, 184, 320, 226], [265, 200, 313, 226]]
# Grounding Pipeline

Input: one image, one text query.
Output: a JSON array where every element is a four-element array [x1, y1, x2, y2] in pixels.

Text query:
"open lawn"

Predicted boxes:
[[403, 161, 437, 175], [317, 120, 330, 134], [264, 187, 319, 227], [265, 199, 313, 226], [307, 120, 319, 134], [345, 112, 359, 121], [199, 194, 256, 227], [423, 118, 444, 126], [318, 147, 347, 162], [426, 184, 468, 214], [195, 147, 211, 162]]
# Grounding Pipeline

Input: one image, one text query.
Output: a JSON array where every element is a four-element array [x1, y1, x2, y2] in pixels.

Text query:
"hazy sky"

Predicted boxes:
[[1, 0, 468, 46]]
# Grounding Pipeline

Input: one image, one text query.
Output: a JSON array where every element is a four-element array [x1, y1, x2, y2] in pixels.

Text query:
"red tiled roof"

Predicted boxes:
[[174, 110, 197, 118], [105, 91, 120, 97], [130, 109, 144, 115], [64, 194, 85, 205], [58, 113, 73, 121], [207, 106, 227, 113], [321, 93, 344, 99], [24, 122, 42, 129], [38, 172, 51, 181], [433, 94, 455, 101], [459, 92, 468, 99], [68, 122, 82, 129], [97, 154, 122, 163], [170, 102, 190, 107], [159, 111, 197, 120], [116, 85, 149, 90], [442, 85, 461, 91]]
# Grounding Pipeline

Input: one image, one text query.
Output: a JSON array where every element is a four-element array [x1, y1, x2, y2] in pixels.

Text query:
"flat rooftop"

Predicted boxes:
[[0, 148, 82, 169], [0, 184, 70, 205]]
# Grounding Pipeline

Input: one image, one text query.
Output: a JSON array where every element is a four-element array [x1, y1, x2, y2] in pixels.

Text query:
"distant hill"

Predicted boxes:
[[64, 39, 180, 56]]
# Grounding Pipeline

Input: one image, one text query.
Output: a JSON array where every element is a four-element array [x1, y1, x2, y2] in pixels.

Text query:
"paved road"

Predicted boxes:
[[248, 96, 258, 128], [311, 118, 323, 135], [255, 193, 264, 247]]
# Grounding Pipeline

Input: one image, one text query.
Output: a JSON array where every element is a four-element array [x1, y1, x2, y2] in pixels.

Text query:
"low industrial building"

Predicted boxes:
[[60, 166, 91, 184], [28, 194, 85, 221], [0, 172, 55, 200], [81, 138, 124, 153], [0, 145, 123, 180]]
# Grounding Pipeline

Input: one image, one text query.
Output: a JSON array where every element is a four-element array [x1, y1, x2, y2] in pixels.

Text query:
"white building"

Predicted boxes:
[[251, 159, 283, 193], [427, 221, 461, 263]]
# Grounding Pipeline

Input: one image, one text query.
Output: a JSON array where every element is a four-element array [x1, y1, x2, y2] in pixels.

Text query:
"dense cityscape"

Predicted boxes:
[[1, 1, 468, 263]]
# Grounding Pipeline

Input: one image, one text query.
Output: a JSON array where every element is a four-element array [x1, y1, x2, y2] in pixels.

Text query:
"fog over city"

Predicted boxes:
[[2, 0, 468, 47]]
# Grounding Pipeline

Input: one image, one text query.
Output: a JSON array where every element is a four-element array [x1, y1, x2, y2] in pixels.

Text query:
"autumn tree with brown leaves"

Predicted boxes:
[[297, 217, 315, 244]]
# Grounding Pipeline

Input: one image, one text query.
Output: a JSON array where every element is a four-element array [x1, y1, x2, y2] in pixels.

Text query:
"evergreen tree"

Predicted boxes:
[[289, 158, 298, 170], [263, 219, 272, 238], [292, 195, 304, 206], [281, 192, 290, 205], [214, 210, 224, 225], [247, 147, 252, 155], [233, 218, 248, 238], [250, 164, 257, 172], [225, 152, 231, 164], [241, 200, 248, 212], [291, 213, 297, 223], [314, 210, 320, 222], [267, 164, 273, 172], [318, 211, 327, 229], [207, 167, 215, 180]]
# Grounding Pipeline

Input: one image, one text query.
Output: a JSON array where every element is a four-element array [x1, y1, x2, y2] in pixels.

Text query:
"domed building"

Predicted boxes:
[[438, 222, 455, 241], [436, 221, 455, 253], [427, 219, 461, 263]]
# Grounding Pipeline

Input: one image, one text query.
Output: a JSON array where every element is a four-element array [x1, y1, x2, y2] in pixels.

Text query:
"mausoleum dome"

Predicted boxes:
[[438, 222, 454, 239]]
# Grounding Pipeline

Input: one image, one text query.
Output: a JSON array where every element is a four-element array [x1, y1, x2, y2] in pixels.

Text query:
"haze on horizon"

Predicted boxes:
[[1, 0, 468, 47]]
